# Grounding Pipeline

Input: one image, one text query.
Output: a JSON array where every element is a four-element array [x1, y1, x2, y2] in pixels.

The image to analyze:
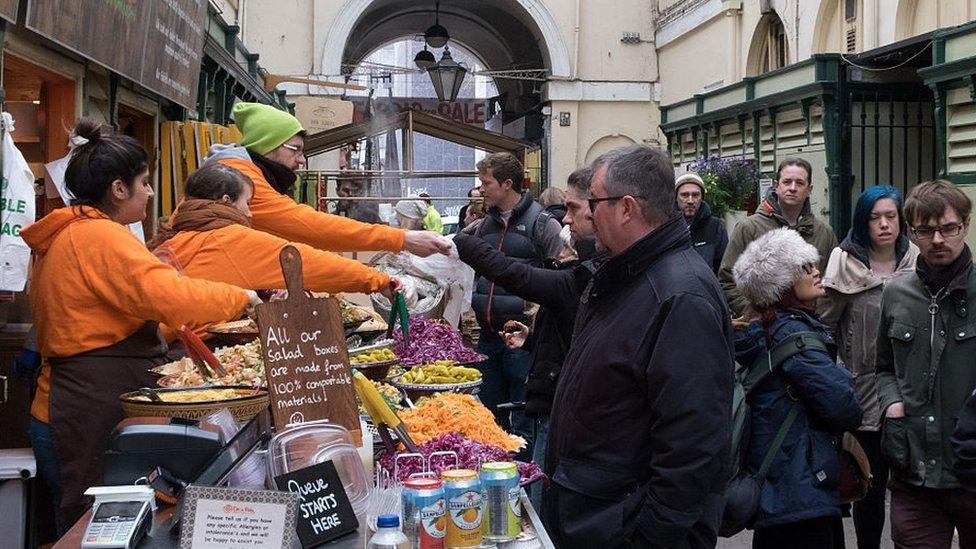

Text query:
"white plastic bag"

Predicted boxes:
[[0, 113, 37, 291]]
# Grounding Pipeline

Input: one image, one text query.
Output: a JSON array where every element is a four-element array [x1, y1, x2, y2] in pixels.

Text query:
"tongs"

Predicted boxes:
[[352, 369, 417, 453], [177, 325, 228, 379], [385, 291, 410, 345]]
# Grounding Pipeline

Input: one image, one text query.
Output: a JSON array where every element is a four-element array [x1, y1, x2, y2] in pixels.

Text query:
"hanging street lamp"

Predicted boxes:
[[424, 1, 449, 48], [414, 45, 436, 69], [427, 46, 467, 102]]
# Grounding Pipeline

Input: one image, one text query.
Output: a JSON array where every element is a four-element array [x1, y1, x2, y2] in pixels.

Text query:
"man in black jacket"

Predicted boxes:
[[454, 166, 599, 508], [544, 145, 734, 548], [676, 172, 728, 274], [469, 152, 563, 457]]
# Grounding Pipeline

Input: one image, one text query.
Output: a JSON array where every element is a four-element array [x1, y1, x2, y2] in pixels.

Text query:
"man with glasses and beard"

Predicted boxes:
[[876, 180, 976, 549]]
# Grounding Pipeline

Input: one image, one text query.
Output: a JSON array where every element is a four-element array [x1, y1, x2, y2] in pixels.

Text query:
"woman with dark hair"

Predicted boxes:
[[733, 228, 862, 548], [820, 185, 919, 549], [148, 163, 398, 333], [21, 119, 253, 531]]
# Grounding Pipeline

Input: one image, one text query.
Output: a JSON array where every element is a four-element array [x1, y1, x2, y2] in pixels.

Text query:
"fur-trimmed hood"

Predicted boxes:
[[733, 227, 820, 308]]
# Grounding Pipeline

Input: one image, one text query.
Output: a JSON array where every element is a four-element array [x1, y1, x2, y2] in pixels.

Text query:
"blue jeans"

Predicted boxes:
[[476, 332, 534, 460], [28, 418, 64, 535], [529, 416, 549, 513]]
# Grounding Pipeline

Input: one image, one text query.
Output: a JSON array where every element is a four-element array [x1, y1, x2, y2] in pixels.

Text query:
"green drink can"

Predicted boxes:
[[479, 462, 520, 541]]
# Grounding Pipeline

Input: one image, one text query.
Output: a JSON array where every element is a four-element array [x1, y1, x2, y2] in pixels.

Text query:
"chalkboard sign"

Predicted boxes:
[[255, 246, 361, 444], [274, 461, 359, 547]]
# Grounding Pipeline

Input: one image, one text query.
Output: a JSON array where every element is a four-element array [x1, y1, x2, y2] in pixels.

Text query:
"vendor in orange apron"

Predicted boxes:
[[147, 163, 399, 342], [22, 119, 254, 530]]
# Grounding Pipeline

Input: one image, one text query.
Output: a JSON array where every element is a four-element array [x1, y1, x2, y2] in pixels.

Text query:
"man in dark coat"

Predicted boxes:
[[469, 152, 563, 457], [454, 166, 601, 510], [675, 172, 728, 274], [544, 145, 734, 548]]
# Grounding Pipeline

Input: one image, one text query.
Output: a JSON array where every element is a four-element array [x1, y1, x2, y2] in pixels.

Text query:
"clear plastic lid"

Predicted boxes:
[[267, 421, 370, 515]]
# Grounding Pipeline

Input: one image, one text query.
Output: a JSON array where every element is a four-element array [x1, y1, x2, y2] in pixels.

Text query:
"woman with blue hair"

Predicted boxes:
[[820, 185, 919, 549]]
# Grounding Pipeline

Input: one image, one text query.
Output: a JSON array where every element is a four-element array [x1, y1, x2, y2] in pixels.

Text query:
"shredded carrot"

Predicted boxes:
[[400, 393, 524, 452]]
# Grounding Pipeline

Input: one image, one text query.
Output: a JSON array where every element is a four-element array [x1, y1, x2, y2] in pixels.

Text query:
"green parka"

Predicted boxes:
[[719, 192, 838, 315], [876, 268, 976, 488]]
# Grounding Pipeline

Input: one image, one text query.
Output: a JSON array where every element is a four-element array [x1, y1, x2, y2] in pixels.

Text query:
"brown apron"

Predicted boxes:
[[48, 322, 169, 528]]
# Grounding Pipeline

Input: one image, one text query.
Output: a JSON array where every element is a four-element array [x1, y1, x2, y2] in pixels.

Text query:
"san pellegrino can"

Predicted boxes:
[[441, 469, 483, 548], [401, 478, 446, 549], [480, 462, 520, 541]]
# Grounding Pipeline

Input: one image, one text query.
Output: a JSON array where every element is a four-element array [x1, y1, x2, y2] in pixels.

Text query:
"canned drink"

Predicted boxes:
[[402, 478, 446, 549], [480, 462, 520, 541], [442, 469, 483, 548]]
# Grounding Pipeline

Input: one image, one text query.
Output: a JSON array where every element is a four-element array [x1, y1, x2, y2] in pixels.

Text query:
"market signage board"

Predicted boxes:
[[25, 0, 206, 109], [352, 97, 489, 127], [178, 485, 300, 549], [0, 0, 18, 23], [254, 246, 361, 444], [274, 461, 359, 546]]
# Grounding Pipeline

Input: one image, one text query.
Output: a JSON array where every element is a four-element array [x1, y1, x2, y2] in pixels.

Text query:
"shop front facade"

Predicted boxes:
[[658, 1, 976, 240]]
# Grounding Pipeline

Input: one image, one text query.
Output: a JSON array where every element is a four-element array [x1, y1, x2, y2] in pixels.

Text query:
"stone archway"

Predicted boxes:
[[746, 11, 790, 77], [811, 0, 841, 54], [321, 0, 572, 79], [584, 135, 636, 165]]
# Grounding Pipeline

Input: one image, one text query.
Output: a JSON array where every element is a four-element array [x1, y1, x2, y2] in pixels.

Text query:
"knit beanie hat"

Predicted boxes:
[[675, 172, 706, 195], [233, 102, 304, 155], [732, 228, 820, 309]]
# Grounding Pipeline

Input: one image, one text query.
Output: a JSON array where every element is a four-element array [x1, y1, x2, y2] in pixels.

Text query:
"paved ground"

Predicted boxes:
[[717, 510, 960, 548]]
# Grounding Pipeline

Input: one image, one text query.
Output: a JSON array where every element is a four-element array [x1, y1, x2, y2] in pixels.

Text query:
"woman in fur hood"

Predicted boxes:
[[733, 227, 862, 549]]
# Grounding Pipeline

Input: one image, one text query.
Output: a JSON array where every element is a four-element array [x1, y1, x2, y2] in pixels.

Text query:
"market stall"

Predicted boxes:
[[51, 247, 552, 549]]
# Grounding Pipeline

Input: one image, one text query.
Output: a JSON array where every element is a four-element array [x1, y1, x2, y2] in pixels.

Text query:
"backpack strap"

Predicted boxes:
[[742, 331, 827, 396], [756, 403, 800, 481], [532, 206, 557, 261]]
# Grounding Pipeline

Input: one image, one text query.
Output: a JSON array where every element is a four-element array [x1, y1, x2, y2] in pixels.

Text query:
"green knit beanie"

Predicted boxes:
[[233, 102, 304, 155]]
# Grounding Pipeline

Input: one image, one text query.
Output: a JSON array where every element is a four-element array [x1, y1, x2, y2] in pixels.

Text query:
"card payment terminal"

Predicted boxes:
[[81, 485, 155, 548]]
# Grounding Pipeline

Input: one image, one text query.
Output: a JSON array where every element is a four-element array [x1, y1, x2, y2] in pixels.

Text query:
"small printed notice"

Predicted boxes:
[[274, 461, 359, 546], [255, 246, 361, 443], [178, 486, 299, 549]]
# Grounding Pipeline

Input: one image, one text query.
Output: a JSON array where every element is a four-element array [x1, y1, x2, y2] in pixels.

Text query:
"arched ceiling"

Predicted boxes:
[[340, 0, 552, 109]]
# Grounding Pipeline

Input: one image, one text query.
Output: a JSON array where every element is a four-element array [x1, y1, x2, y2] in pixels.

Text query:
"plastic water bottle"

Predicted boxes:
[[367, 514, 410, 549]]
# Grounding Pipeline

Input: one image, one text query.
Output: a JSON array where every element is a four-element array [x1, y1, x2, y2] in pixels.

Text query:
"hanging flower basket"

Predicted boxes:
[[686, 156, 760, 219]]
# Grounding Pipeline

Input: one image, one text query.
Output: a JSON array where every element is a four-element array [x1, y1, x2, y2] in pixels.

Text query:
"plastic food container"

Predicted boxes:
[[267, 421, 370, 515]]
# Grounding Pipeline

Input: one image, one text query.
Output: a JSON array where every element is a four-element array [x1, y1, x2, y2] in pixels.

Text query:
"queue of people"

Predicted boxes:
[[452, 147, 976, 549]]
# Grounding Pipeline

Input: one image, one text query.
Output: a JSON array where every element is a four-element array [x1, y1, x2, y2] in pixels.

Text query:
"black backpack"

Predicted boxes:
[[720, 331, 828, 537]]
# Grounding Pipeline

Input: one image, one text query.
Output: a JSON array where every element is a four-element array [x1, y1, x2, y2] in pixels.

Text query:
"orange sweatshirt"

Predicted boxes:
[[22, 207, 250, 422], [217, 156, 406, 252]]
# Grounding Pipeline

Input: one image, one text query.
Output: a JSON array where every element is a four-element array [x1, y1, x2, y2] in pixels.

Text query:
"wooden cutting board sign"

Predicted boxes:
[[255, 246, 361, 444]]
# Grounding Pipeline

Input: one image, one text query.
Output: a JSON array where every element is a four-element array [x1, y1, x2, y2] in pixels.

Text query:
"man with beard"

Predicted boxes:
[[718, 157, 837, 315], [204, 102, 450, 257], [675, 172, 727, 274], [876, 180, 976, 548]]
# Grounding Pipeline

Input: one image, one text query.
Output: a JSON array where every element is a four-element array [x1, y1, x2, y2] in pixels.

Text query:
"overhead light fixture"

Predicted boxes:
[[414, 45, 436, 69], [424, 1, 449, 48], [428, 46, 467, 102]]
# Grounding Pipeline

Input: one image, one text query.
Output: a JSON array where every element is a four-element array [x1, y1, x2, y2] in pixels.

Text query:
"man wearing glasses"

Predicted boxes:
[[876, 179, 976, 548], [204, 102, 451, 258], [544, 145, 733, 548]]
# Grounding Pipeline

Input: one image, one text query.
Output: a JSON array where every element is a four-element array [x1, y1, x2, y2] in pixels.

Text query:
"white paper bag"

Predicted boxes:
[[0, 113, 37, 291]]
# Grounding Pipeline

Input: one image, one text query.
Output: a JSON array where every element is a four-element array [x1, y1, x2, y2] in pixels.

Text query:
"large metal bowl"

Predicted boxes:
[[389, 375, 482, 402], [119, 386, 269, 422]]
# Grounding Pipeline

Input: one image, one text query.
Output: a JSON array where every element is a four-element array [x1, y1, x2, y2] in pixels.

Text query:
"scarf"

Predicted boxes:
[[147, 199, 252, 251], [916, 244, 973, 294], [249, 150, 297, 195]]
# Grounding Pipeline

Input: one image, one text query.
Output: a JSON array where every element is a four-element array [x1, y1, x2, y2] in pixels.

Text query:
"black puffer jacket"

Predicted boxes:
[[454, 232, 600, 419], [544, 216, 734, 548], [687, 201, 728, 274]]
